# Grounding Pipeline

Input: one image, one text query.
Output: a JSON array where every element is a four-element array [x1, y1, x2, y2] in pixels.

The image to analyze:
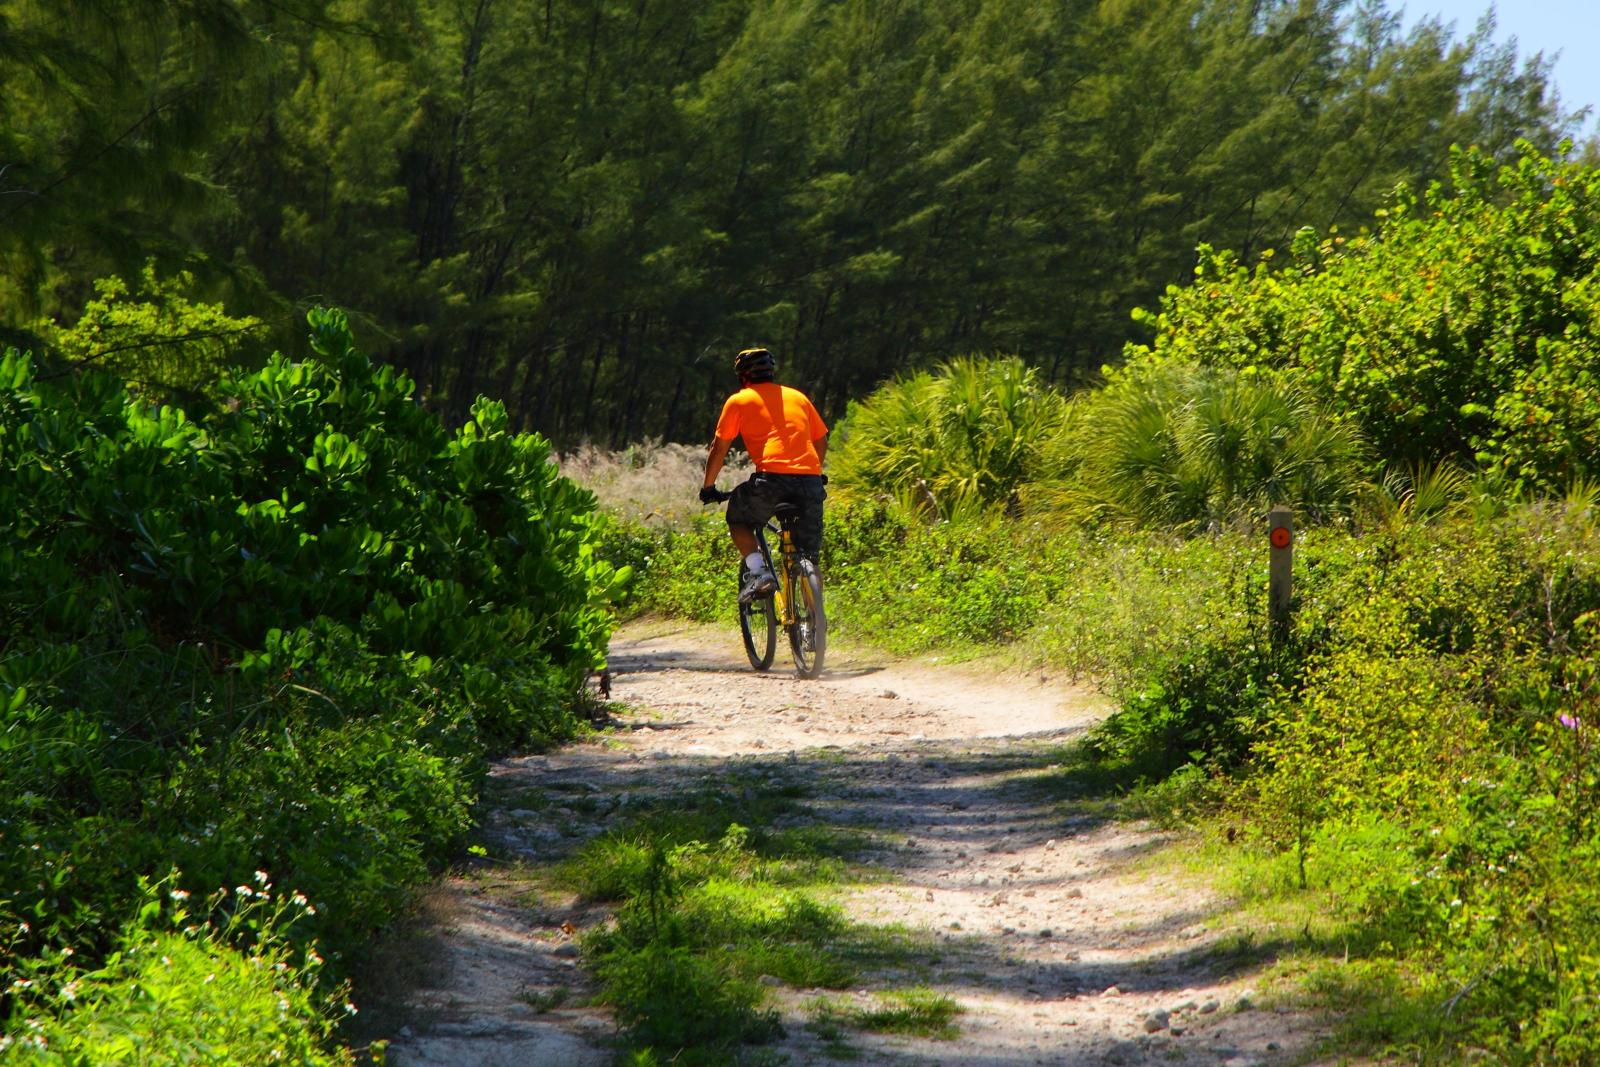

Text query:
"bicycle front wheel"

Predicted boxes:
[[739, 566, 777, 671], [788, 558, 826, 678]]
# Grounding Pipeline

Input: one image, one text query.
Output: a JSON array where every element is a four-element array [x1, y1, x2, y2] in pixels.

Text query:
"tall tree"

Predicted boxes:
[[3, 0, 1581, 442]]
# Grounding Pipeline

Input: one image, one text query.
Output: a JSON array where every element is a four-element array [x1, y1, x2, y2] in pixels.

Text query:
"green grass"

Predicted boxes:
[[1103, 823, 1532, 1063], [575, 831, 852, 1063], [517, 757, 948, 1065], [807, 987, 965, 1041]]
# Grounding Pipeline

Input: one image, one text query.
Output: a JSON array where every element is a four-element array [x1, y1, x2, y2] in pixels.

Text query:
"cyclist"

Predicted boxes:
[[699, 347, 828, 604]]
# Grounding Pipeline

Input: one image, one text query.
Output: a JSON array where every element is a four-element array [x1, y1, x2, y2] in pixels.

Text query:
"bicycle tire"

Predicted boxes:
[[738, 565, 777, 671], [788, 558, 825, 678]]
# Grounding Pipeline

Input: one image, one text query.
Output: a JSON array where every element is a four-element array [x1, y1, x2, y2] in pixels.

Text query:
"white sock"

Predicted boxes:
[[745, 551, 769, 575]]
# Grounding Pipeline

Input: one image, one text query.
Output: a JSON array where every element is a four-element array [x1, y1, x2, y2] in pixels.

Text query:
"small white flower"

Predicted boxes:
[[254, 870, 270, 886], [170, 889, 190, 902]]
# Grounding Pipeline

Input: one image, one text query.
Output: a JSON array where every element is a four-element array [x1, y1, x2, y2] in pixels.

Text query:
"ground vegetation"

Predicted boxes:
[[596, 146, 1600, 1063], [0, 310, 621, 1058]]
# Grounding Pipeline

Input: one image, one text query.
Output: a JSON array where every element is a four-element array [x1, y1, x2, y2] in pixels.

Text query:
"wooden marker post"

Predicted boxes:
[[1268, 505, 1293, 644]]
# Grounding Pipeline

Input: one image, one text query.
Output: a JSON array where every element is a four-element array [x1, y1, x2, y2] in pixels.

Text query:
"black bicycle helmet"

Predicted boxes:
[[734, 347, 776, 381]]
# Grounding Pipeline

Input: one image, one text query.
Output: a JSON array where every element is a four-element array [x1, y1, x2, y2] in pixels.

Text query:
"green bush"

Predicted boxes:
[[5, 879, 354, 1065], [611, 513, 733, 623], [830, 513, 1045, 650], [1227, 507, 1600, 1058], [1, 309, 621, 1054], [831, 357, 1066, 519], [1039, 361, 1369, 530], [1126, 144, 1600, 490]]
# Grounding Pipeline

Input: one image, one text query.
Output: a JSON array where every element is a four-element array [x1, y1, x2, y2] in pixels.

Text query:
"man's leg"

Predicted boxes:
[[726, 479, 779, 602], [731, 522, 776, 602], [795, 478, 826, 563], [730, 524, 759, 558]]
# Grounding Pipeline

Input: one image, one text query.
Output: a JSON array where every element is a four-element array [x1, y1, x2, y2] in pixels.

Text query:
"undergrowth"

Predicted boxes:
[[598, 490, 1600, 1063], [807, 987, 964, 1040], [0, 311, 622, 1057], [550, 765, 951, 1065]]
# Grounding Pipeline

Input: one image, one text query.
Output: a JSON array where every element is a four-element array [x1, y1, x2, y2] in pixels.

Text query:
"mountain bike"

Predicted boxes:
[[703, 490, 826, 678]]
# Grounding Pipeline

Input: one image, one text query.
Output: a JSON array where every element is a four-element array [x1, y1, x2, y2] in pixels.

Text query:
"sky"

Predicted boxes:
[[1397, 0, 1600, 137]]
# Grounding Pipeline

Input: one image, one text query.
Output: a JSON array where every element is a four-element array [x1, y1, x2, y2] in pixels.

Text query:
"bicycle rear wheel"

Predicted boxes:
[[788, 558, 825, 678], [738, 565, 777, 671]]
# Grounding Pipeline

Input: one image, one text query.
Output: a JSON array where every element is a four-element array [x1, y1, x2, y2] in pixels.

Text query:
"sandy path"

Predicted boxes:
[[377, 620, 1328, 1067]]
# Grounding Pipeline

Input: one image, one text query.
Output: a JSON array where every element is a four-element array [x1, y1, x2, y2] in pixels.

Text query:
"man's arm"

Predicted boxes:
[[703, 436, 734, 488]]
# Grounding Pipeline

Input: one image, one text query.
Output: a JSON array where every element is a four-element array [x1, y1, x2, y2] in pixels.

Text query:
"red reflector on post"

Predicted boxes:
[[1270, 526, 1292, 549]]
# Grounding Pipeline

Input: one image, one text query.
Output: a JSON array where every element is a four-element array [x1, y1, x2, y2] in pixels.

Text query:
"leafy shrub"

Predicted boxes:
[[613, 514, 734, 622], [1090, 636, 1288, 779], [1126, 144, 1600, 490], [5, 878, 354, 1065], [0, 309, 621, 1052], [1123, 763, 1215, 827], [831, 513, 1045, 649], [1230, 507, 1600, 1057], [1018, 526, 1264, 692]]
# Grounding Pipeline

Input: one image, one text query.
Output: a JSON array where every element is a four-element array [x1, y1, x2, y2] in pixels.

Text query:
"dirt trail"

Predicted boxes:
[[378, 620, 1330, 1067]]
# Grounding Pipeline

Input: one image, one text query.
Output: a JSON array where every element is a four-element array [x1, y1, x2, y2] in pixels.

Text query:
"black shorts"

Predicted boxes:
[[726, 473, 826, 557]]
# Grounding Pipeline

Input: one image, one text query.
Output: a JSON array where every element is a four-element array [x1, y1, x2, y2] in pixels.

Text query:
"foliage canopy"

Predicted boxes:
[[1127, 144, 1600, 491], [2, 0, 1581, 441]]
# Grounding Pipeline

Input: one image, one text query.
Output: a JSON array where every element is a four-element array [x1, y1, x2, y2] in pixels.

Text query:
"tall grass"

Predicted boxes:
[[561, 440, 753, 525]]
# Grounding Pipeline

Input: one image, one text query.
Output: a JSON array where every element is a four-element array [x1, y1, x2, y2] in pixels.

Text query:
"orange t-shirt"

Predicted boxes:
[[715, 383, 828, 474]]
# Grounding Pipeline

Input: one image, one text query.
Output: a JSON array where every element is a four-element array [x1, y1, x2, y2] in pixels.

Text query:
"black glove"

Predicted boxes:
[[699, 485, 721, 505]]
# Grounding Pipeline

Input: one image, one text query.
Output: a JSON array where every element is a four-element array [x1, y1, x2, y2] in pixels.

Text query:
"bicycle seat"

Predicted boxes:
[[773, 503, 803, 521]]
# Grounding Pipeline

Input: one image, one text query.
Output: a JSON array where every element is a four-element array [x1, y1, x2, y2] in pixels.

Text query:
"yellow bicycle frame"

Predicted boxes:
[[771, 528, 794, 624]]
